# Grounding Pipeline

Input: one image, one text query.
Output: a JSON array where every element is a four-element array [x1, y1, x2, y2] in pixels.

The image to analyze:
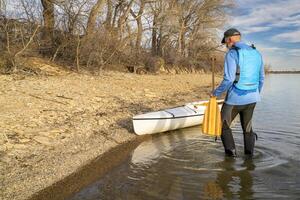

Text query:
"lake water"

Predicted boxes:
[[69, 74, 300, 200]]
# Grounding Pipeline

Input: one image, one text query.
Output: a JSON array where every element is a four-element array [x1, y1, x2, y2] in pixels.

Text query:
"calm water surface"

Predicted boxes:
[[70, 74, 300, 200]]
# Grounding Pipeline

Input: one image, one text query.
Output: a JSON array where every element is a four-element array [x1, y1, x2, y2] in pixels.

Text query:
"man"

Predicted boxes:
[[212, 28, 264, 157]]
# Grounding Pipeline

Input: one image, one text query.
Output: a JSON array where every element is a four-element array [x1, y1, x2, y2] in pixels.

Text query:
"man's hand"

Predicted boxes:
[[210, 91, 216, 98]]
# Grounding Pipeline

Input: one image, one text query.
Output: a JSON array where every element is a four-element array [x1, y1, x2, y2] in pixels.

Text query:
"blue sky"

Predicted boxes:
[[223, 0, 300, 70]]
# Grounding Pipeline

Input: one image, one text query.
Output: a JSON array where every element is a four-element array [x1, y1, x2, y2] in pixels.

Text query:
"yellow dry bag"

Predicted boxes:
[[202, 96, 222, 137]]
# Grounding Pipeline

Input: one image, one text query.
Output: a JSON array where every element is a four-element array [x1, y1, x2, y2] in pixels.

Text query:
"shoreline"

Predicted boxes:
[[29, 135, 149, 200], [268, 71, 300, 74], [1, 71, 219, 200]]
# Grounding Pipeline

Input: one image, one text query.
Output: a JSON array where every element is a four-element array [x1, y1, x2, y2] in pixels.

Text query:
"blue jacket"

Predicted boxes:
[[213, 42, 264, 105]]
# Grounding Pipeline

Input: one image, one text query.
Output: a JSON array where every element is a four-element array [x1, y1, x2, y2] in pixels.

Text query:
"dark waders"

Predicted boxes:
[[221, 103, 257, 156]]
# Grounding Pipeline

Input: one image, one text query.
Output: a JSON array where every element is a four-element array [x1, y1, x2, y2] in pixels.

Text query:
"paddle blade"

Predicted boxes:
[[202, 97, 222, 137]]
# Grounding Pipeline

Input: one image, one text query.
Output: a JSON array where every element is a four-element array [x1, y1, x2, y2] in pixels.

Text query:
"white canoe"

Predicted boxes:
[[132, 100, 223, 135]]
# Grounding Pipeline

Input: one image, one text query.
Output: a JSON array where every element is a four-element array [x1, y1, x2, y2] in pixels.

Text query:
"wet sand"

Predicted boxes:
[[0, 71, 220, 200]]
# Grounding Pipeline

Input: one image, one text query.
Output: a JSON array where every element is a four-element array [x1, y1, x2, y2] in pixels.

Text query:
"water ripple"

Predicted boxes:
[[69, 75, 300, 200]]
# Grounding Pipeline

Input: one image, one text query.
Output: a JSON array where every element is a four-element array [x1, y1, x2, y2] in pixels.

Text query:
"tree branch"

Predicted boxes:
[[15, 25, 40, 58]]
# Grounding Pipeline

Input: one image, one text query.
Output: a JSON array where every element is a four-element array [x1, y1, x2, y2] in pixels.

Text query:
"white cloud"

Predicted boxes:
[[237, 0, 269, 7], [227, 0, 300, 69], [232, 0, 300, 32], [273, 14, 300, 28], [258, 47, 284, 52], [288, 49, 300, 56], [256, 43, 300, 57], [272, 29, 300, 43], [250, 43, 300, 69], [242, 26, 272, 34], [233, 0, 300, 26]]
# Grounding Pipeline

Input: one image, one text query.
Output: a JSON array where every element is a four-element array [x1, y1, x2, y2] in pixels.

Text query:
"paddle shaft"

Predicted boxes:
[[211, 57, 216, 91], [193, 99, 224, 108]]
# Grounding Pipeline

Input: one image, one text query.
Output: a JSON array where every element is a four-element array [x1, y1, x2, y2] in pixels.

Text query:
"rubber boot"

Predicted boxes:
[[244, 132, 256, 156], [221, 122, 236, 157]]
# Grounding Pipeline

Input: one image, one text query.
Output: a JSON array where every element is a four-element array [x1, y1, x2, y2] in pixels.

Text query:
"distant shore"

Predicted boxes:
[[1, 70, 220, 200], [268, 71, 300, 74]]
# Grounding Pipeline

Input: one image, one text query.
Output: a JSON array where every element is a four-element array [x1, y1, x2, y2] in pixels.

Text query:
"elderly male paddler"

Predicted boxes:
[[212, 28, 265, 157]]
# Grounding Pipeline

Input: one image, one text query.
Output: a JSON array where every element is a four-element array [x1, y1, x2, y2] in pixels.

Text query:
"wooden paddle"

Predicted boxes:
[[202, 57, 222, 138]]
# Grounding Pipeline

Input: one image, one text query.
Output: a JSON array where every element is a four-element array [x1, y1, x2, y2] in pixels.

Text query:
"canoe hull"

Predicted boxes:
[[133, 114, 204, 135], [132, 100, 223, 135]]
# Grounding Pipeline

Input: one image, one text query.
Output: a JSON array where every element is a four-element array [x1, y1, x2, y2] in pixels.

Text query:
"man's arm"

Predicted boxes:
[[258, 55, 265, 93], [213, 50, 237, 97]]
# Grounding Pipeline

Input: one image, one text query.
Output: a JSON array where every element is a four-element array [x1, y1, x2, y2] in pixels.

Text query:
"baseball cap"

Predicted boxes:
[[221, 28, 241, 44]]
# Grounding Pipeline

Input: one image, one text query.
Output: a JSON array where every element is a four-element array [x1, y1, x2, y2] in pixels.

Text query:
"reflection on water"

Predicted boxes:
[[69, 75, 300, 200]]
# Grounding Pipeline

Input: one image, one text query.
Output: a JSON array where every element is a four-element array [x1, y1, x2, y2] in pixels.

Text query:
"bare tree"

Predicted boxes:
[[117, 0, 134, 39], [148, 0, 166, 56], [130, 0, 146, 50], [0, 0, 232, 74], [1, 17, 40, 72], [86, 0, 105, 35], [41, 0, 54, 40], [105, 0, 113, 30], [0, 0, 6, 16]]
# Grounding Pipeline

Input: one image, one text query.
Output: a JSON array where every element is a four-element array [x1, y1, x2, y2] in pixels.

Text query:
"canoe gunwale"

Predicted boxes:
[[132, 113, 204, 121]]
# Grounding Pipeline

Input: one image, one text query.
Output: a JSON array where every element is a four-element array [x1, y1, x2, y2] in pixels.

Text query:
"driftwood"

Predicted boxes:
[[28, 93, 69, 105]]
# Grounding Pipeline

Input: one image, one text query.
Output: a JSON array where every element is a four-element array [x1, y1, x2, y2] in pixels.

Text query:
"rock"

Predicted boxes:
[[19, 139, 31, 143], [97, 119, 106, 126], [0, 138, 6, 145], [6, 132, 18, 138], [3, 143, 14, 150], [145, 93, 157, 98], [50, 129, 63, 134], [14, 144, 29, 149], [38, 130, 62, 139], [0, 155, 12, 164], [59, 135, 66, 140], [33, 136, 53, 146], [0, 145, 6, 152], [93, 97, 102, 102]]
